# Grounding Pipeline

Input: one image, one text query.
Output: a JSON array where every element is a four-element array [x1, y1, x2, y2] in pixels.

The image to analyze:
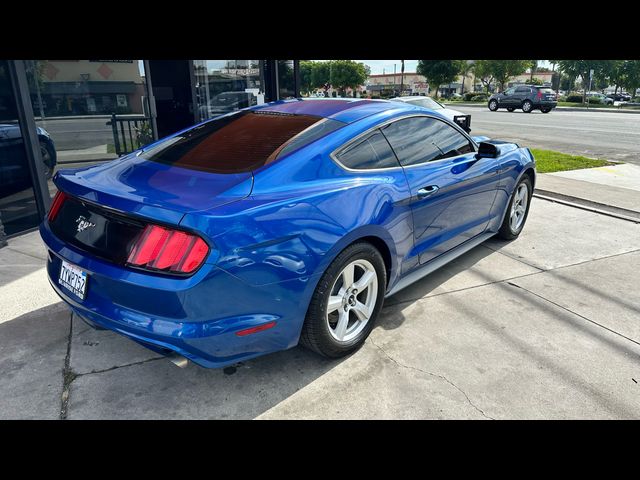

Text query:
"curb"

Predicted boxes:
[[533, 190, 640, 224]]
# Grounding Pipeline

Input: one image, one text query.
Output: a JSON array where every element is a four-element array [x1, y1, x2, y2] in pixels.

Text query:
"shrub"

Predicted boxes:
[[464, 91, 487, 101], [470, 94, 488, 102], [587, 97, 601, 104], [565, 92, 584, 103]]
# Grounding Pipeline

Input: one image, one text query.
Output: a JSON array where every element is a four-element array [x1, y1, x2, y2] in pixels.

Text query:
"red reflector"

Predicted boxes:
[[48, 191, 68, 221], [235, 321, 277, 337], [127, 224, 209, 274]]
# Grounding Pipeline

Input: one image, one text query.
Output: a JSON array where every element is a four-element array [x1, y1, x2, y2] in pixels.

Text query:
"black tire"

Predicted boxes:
[[299, 242, 387, 358], [497, 176, 533, 240], [522, 100, 533, 113], [507, 107, 515, 112], [488, 99, 498, 111], [541, 108, 551, 113], [39, 141, 54, 179]]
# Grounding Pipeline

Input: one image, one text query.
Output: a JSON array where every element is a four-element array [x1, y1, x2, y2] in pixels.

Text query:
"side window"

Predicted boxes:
[[515, 86, 531, 94], [504, 87, 516, 95], [382, 116, 475, 167], [336, 130, 400, 170]]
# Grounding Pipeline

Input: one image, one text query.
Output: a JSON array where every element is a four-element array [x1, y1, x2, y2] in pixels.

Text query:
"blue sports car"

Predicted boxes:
[[40, 98, 535, 368]]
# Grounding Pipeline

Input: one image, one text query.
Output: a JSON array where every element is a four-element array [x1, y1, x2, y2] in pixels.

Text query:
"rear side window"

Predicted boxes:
[[139, 110, 344, 174], [382, 116, 475, 166], [516, 87, 531, 93], [336, 130, 400, 170]]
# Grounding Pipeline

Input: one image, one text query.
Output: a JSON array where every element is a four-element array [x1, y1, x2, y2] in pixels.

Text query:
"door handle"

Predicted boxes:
[[416, 185, 439, 198]]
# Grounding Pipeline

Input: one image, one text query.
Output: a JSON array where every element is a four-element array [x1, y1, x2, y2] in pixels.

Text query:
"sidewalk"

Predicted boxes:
[[535, 164, 640, 220], [2, 198, 640, 419]]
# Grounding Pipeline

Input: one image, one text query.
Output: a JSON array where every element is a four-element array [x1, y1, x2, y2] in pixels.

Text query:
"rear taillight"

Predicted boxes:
[[127, 224, 209, 274], [537, 90, 543, 99], [48, 191, 68, 222]]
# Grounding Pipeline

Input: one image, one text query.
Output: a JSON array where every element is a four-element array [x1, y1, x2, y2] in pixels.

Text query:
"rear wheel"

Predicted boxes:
[[39, 141, 54, 179], [541, 108, 551, 113], [488, 99, 498, 111], [300, 242, 386, 358], [497, 176, 532, 240], [522, 100, 533, 113]]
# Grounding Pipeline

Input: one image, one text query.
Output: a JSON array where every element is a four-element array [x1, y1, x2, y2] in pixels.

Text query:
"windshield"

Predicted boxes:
[[139, 111, 345, 174], [405, 97, 444, 110]]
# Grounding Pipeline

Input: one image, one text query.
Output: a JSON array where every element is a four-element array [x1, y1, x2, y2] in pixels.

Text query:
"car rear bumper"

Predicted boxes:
[[40, 221, 317, 368]]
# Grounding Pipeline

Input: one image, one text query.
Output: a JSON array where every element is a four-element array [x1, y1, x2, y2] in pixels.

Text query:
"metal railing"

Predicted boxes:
[[106, 114, 153, 156]]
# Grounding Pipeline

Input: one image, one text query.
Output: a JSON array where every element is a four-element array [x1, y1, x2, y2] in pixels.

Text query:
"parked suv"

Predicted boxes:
[[488, 85, 558, 113], [606, 92, 631, 102]]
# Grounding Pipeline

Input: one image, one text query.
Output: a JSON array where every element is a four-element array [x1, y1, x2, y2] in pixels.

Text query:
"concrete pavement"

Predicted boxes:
[[1, 197, 639, 419]]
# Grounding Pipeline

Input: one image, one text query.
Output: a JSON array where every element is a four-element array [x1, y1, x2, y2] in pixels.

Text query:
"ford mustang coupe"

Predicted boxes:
[[41, 98, 535, 368]]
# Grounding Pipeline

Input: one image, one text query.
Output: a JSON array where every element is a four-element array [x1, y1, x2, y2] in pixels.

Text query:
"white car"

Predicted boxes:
[[391, 96, 471, 132]]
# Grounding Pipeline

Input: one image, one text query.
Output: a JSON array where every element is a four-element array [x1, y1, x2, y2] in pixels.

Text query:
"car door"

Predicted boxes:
[[381, 115, 502, 264], [501, 87, 517, 107], [514, 86, 531, 106]]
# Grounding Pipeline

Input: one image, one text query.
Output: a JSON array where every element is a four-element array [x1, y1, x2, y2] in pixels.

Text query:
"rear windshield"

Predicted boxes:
[[538, 88, 554, 94], [139, 110, 345, 174]]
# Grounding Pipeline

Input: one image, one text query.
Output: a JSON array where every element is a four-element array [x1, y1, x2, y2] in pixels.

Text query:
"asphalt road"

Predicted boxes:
[[36, 117, 117, 151], [451, 106, 640, 165]]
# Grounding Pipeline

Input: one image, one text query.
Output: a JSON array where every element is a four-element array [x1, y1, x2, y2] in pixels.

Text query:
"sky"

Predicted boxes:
[[355, 60, 551, 75]]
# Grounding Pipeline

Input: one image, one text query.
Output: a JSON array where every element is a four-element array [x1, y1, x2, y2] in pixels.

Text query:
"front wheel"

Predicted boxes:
[[300, 242, 386, 358], [497, 176, 533, 240], [522, 100, 533, 113], [488, 99, 498, 111]]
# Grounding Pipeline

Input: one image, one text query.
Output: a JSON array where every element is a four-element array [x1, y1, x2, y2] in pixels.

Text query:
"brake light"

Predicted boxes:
[[127, 224, 209, 274], [537, 90, 543, 99], [48, 191, 68, 222]]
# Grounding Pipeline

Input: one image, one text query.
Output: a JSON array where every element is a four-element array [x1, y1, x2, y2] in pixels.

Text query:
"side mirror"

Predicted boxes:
[[476, 142, 499, 159]]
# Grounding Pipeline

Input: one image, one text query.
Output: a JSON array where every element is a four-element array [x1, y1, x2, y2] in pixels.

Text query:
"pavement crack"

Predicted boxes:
[[368, 338, 494, 420], [59, 312, 75, 420], [75, 356, 166, 378]]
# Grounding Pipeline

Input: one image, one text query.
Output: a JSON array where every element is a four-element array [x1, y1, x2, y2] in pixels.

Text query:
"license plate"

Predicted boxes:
[[58, 260, 88, 300]]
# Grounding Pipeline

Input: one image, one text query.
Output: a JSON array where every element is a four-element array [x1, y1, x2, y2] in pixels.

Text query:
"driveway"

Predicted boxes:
[[1, 198, 639, 419]]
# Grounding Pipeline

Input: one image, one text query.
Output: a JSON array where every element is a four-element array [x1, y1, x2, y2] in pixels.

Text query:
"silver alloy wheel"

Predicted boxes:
[[326, 259, 378, 343], [522, 101, 532, 112], [510, 183, 529, 232], [489, 100, 498, 111]]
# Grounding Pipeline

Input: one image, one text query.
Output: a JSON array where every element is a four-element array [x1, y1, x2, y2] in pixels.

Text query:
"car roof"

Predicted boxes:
[[250, 98, 412, 124]]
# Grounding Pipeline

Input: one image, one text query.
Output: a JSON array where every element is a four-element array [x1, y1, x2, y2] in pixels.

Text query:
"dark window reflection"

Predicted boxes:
[[0, 60, 40, 236], [278, 60, 295, 99]]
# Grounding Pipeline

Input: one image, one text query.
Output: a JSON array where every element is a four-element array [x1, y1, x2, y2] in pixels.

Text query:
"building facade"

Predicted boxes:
[[0, 59, 300, 242]]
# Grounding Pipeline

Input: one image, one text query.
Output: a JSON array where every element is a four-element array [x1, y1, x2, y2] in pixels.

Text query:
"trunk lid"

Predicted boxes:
[[54, 154, 253, 225]]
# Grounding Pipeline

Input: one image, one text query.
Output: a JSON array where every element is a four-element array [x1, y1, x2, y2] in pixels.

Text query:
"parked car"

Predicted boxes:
[[606, 92, 631, 102], [391, 95, 471, 132], [0, 124, 56, 199], [587, 92, 612, 104], [40, 98, 535, 368], [198, 91, 256, 119], [488, 85, 558, 113]]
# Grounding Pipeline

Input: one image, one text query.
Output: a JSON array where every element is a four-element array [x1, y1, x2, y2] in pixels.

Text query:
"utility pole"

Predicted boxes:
[[400, 60, 405, 96], [394, 64, 397, 96]]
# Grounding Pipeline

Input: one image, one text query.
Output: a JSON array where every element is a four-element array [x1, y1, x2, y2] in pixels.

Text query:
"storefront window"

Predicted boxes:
[[193, 60, 264, 123], [25, 60, 150, 193], [0, 61, 41, 236]]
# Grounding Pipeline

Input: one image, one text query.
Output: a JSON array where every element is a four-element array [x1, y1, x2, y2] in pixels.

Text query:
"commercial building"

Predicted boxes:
[[0, 59, 301, 243]]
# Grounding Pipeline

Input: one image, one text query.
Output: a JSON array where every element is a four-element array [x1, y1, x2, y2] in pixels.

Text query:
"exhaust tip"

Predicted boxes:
[[167, 353, 190, 368]]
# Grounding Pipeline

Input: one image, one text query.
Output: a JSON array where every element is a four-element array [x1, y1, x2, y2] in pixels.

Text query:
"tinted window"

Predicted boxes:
[[515, 87, 531, 94], [336, 130, 399, 170], [504, 88, 516, 95], [382, 116, 474, 167], [140, 110, 337, 174], [276, 118, 344, 159]]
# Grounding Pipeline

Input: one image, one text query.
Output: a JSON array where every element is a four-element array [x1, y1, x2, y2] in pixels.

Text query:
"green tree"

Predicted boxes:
[[529, 60, 538, 81], [621, 60, 640, 98], [416, 60, 465, 98], [329, 60, 368, 97], [311, 61, 332, 95], [482, 60, 530, 91], [557, 60, 607, 103], [300, 61, 315, 95], [473, 60, 495, 93]]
